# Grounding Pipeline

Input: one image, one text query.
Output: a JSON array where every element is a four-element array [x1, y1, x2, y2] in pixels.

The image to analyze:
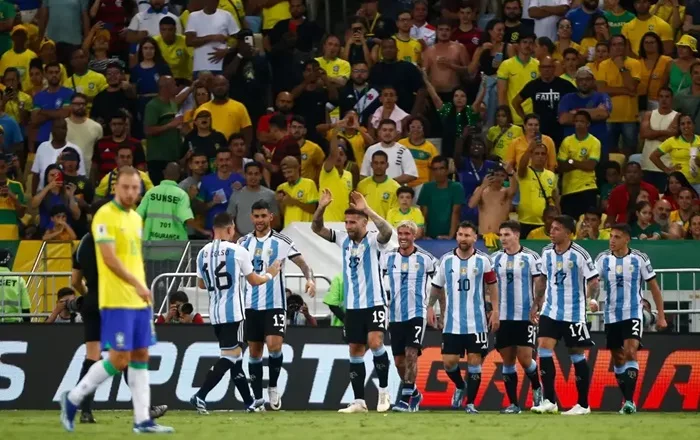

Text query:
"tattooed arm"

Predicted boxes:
[[290, 254, 316, 297], [586, 276, 600, 301], [350, 191, 393, 244], [311, 189, 333, 241], [428, 285, 446, 329]]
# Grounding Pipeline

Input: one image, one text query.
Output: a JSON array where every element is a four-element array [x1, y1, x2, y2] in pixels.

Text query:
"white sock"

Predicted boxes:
[[68, 360, 117, 405], [128, 363, 151, 424]]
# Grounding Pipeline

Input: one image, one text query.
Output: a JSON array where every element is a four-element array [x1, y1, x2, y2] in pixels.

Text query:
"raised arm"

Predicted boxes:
[[311, 188, 334, 241], [350, 191, 393, 244]]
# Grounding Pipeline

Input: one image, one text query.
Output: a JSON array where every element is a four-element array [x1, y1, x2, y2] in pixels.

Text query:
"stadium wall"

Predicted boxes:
[[1, 325, 699, 411]]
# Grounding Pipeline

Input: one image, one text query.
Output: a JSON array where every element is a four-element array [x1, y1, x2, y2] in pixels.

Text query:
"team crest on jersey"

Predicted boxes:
[[401, 263, 409, 271], [587, 261, 595, 271], [297, 190, 304, 198], [507, 261, 513, 269], [255, 248, 263, 256], [55, 98, 62, 107], [568, 261, 574, 268], [547, 178, 553, 185], [333, 65, 339, 73], [89, 83, 95, 90], [520, 260, 526, 267], [556, 261, 563, 269], [302, 153, 308, 160], [580, 148, 588, 156], [473, 268, 478, 274], [115, 332, 125, 348], [383, 192, 390, 200], [616, 265, 623, 274], [648, 25, 654, 31], [531, 72, 537, 78], [460, 267, 468, 275], [176, 49, 183, 56], [646, 264, 653, 273], [507, 132, 513, 138]]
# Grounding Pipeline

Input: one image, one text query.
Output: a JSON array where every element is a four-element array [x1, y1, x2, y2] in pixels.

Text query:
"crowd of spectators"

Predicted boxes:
[[0, 0, 698, 250]]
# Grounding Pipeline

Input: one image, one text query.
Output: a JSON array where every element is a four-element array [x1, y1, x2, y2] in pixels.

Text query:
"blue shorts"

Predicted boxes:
[[101, 308, 156, 352]]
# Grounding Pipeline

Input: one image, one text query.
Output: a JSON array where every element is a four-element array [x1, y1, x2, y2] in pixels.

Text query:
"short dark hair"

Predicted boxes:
[[604, 161, 621, 173], [110, 113, 126, 123], [71, 92, 89, 103], [169, 290, 189, 303], [625, 161, 642, 171], [458, 220, 478, 234], [523, 113, 540, 124], [595, 41, 609, 50], [251, 200, 271, 212], [610, 223, 632, 237], [57, 287, 75, 300], [499, 220, 521, 234], [290, 114, 306, 127], [553, 215, 576, 233], [215, 148, 232, 157], [159, 16, 177, 26], [44, 61, 61, 72], [244, 161, 263, 173], [378, 118, 396, 129], [371, 150, 388, 161], [536, 37, 555, 54], [212, 212, 234, 229], [396, 186, 415, 198], [269, 113, 288, 130], [431, 155, 449, 168], [562, 47, 580, 58], [575, 110, 592, 122], [303, 58, 320, 70], [228, 133, 246, 144], [584, 207, 603, 218], [610, 34, 627, 46], [344, 208, 369, 219], [658, 86, 673, 96], [50, 204, 68, 217], [2, 67, 19, 79], [116, 144, 133, 154]]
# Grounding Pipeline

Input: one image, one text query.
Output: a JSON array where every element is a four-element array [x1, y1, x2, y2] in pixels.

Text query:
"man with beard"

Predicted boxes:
[[428, 221, 500, 414], [558, 66, 611, 152], [228, 162, 280, 236], [64, 93, 103, 176], [503, 0, 535, 54], [513, 56, 576, 146], [238, 199, 315, 411], [258, 92, 295, 147], [605, 162, 660, 225], [653, 198, 673, 234], [338, 62, 381, 127], [622, 0, 674, 56], [290, 115, 324, 182], [369, 38, 426, 115], [30, 62, 73, 150], [565, 0, 602, 43], [195, 76, 252, 147], [91, 63, 137, 134], [92, 113, 147, 183], [63, 48, 108, 115], [423, 20, 469, 98]]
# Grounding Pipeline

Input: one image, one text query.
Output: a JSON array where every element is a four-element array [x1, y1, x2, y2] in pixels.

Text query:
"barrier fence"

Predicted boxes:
[[1, 325, 699, 411]]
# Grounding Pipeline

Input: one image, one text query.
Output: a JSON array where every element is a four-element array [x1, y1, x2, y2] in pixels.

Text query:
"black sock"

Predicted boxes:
[[503, 370, 518, 406], [573, 359, 590, 408], [196, 357, 233, 400], [623, 363, 639, 403], [122, 367, 129, 386], [248, 358, 263, 400], [349, 358, 366, 400], [445, 366, 465, 389], [615, 371, 626, 398], [466, 366, 482, 405], [400, 383, 414, 404], [80, 359, 97, 413], [230, 359, 253, 405], [525, 362, 541, 391], [268, 352, 283, 388], [539, 356, 557, 403], [372, 350, 390, 389]]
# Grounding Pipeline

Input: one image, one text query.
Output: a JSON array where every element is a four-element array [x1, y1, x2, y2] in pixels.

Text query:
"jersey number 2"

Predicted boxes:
[[202, 262, 233, 291]]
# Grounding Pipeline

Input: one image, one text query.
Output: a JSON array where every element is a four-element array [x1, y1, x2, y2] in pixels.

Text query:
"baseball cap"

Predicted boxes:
[[61, 147, 80, 162], [575, 66, 595, 79], [11, 25, 28, 36], [195, 109, 212, 119]]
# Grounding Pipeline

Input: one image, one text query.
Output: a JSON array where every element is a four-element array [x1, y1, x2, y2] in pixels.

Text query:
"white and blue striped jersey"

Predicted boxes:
[[327, 229, 387, 310], [196, 239, 252, 325], [238, 230, 301, 311], [541, 243, 599, 323], [595, 249, 656, 324], [492, 247, 542, 321], [432, 249, 497, 335], [380, 247, 436, 322]]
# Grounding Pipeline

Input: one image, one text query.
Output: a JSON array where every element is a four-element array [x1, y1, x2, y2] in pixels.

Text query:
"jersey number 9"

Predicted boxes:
[[202, 262, 233, 291]]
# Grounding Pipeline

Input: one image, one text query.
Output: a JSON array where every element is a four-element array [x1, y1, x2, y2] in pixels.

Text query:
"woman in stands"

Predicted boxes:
[[686, 213, 700, 240], [637, 32, 671, 111], [662, 171, 698, 210], [30, 164, 80, 239], [669, 35, 696, 95], [650, 114, 700, 195], [580, 15, 609, 63]]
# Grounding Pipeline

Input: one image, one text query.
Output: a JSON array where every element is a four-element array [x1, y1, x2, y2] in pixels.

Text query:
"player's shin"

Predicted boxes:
[[128, 361, 151, 424], [466, 364, 482, 405], [613, 364, 627, 398], [371, 346, 390, 389], [68, 359, 120, 406], [248, 357, 264, 400], [524, 359, 541, 390], [228, 354, 254, 405], [197, 357, 235, 400], [502, 364, 518, 406], [622, 360, 639, 403], [571, 353, 590, 408], [268, 351, 283, 388], [349, 356, 366, 400], [401, 348, 419, 403], [537, 348, 557, 403], [79, 359, 97, 413], [444, 364, 465, 389]]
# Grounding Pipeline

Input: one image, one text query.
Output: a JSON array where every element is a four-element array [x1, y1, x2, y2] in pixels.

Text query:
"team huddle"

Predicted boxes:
[[59, 166, 668, 435]]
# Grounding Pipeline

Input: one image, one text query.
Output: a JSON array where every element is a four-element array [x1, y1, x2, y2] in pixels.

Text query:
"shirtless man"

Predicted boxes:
[[422, 19, 469, 94], [468, 164, 518, 236]]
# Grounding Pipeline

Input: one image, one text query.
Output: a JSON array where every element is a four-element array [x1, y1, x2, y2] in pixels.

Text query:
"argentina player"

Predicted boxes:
[[492, 221, 543, 414], [312, 189, 394, 413], [238, 200, 315, 411], [531, 215, 599, 416], [190, 212, 281, 414], [380, 220, 436, 412], [594, 224, 667, 414], [428, 221, 500, 414]]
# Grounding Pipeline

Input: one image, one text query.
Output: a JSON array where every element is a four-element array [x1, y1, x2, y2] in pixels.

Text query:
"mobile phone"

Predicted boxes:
[[55, 172, 64, 184], [535, 132, 542, 144], [102, 22, 114, 30], [244, 35, 253, 46]]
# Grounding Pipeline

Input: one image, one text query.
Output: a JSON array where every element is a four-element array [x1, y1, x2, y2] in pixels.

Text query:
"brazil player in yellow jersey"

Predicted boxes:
[[60, 167, 174, 434]]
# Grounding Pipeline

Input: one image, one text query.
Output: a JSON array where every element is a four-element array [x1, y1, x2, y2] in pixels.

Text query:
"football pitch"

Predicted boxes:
[[3, 411, 700, 439]]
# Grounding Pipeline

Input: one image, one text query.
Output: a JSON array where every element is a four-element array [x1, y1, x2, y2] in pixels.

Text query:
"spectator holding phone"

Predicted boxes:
[[156, 291, 204, 324], [31, 164, 81, 237], [0, 155, 26, 241], [31, 119, 85, 194]]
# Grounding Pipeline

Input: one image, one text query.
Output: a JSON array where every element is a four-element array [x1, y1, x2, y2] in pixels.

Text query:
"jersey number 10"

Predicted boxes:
[[202, 262, 233, 291]]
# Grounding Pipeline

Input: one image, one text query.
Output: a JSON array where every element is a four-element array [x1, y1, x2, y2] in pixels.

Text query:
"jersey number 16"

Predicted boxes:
[[202, 262, 233, 291]]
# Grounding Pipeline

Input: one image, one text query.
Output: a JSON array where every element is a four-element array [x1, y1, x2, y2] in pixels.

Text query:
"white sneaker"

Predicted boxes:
[[531, 399, 559, 414], [562, 404, 591, 416], [338, 399, 369, 413], [268, 387, 281, 411], [377, 388, 391, 413]]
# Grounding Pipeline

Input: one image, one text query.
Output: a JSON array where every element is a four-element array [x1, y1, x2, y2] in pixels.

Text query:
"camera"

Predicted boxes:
[[287, 294, 304, 312], [66, 296, 84, 314], [179, 303, 194, 315]]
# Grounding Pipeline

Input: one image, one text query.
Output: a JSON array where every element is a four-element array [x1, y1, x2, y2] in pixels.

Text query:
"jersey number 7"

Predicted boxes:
[[202, 262, 233, 291]]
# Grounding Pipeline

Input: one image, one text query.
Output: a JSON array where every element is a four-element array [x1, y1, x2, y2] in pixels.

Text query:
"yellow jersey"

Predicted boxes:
[[319, 166, 353, 222], [580, 37, 598, 62], [95, 169, 154, 198], [394, 35, 422, 65], [0, 48, 37, 91], [195, 99, 252, 140], [577, 228, 611, 240], [92, 200, 147, 310], [526, 226, 550, 240], [5, 91, 32, 124], [277, 177, 319, 227], [386, 206, 425, 228], [218, 0, 245, 29], [658, 135, 700, 185], [670, 209, 691, 231], [398, 137, 438, 187], [300, 140, 325, 181], [558, 133, 601, 195], [497, 56, 540, 125], [560, 73, 576, 86], [63, 70, 108, 115], [356, 176, 400, 219], [553, 41, 583, 61], [595, 57, 641, 123], [622, 16, 673, 55], [155, 35, 192, 80], [586, 61, 603, 78], [316, 56, 351, 80], [263, 0, 291, 30], [487, 124, 523, 161], [517, 167, 557, 225], [329, 128, 367, 165]]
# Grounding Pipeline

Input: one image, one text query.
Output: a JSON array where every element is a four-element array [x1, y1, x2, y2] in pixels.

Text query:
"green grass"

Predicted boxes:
[[3, 411, 700, 439]]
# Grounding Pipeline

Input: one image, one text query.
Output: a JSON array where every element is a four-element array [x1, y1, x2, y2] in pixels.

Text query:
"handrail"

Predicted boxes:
[[27, 241, 48, 309], [154, 241, 191, 317]]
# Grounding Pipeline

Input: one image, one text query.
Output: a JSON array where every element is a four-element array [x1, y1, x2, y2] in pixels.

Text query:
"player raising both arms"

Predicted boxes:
[[190, 212, 281, 414], [381, 220, 436, 412], [428, 221, 500, 414], [238, 200, 316, 411], [492, 221, 543, 414], [594, 224, 667, 414], [60, 167, 173, 434], [531, 215, 599, 416], [312, 190, 394, 413]]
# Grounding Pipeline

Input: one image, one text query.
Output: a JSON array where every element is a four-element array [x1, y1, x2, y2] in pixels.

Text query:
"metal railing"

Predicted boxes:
[[151, 272, 333, 319], [1, 271, 73, 322]]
